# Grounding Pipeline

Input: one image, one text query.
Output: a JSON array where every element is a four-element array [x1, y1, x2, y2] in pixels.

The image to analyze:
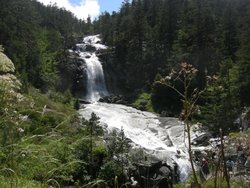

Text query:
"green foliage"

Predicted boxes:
[[27, 87, 75, 114], [199, 59, 240, 133], [83, 179, 107, 188], [98, 161, 122, 186], [1, 0, 250, 185], [132, 92, 153, 112], [0, 83, 120, 187], [173, 177, 250, 188], [128, 147, 148, 163], [100, 128, 131, 187], [104, 129, 131, 160], [35, 28, 61, 91], [0, 176, 46, 188], [94, 0, 250, 122], [47, 89, 73, 104], [0, 0, 87, 90], [74, 98, 80, 110], [173, 183, 184, 188], [200, 177, 250, 188], [87, 112, 103, 136], [151, 79, 182, 116], [0, 57, 85, 186], [0, 93, 80, 186]]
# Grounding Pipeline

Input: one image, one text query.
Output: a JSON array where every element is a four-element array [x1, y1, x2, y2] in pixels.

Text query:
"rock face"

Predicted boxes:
[[99, 51, 125, 94], [71, 57, 88, 98], [58, 53, 87, 97]]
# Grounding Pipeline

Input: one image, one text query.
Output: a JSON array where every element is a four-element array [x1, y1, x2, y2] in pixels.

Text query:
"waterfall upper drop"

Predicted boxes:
[[75, 35, 109, 102]]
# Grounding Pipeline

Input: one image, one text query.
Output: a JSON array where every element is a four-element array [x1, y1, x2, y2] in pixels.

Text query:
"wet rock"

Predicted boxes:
[[192, 133, 211, 146], [85, 44, 96, 52], [132, 161, 174, 188], [99, 95, 128, 105]]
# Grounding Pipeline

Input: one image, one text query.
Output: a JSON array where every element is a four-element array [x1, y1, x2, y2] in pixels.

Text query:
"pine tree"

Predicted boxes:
[[236, 1, 250, 105]]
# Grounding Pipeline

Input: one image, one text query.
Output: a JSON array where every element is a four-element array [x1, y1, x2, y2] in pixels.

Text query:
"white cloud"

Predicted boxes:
[[37, 0, 100, 20]]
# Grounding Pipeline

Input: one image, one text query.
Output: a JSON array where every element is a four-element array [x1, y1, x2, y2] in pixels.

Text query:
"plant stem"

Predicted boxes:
[[186, 120, 200, 188]]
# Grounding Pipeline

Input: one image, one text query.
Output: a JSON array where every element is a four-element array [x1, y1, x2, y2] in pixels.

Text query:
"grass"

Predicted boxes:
[[26, 87, 75, 115], [0, 176, 46, 188], [0, 87, 85, 186], [173, 171, 250, 188]]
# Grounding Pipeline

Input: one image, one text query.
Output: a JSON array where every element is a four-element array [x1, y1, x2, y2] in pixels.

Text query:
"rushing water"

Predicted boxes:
[[75, 35, 108, 102], [77, 35, 196, 180], [79, 102, 192, 180]]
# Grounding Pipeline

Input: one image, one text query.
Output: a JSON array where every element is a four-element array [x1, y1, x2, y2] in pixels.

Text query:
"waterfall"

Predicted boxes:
[[75, 35, 108, 102], [76, 35, 208, 181]]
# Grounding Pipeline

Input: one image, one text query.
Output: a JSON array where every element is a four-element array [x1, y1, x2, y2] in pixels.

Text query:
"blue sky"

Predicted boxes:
[[69, 0, 82, 6], [37, 0, 125, 20], [98, 0, 124, 13], [68, 0, 125, 14]]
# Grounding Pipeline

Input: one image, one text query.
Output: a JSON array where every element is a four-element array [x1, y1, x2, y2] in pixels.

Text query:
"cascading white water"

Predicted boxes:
[[77, 35, 208, 181], [75, 35, 108, 102], [79, 102, 191, 180]]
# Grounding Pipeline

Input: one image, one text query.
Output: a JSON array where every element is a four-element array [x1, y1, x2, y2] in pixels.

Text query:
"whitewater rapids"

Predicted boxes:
[[79, 102, 191, 180]]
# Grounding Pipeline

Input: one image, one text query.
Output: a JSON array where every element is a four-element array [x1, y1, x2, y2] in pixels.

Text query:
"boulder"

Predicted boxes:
[[85, 44, 96, 52], [132, 161, 174, 188], [192, 133, 211, 146]]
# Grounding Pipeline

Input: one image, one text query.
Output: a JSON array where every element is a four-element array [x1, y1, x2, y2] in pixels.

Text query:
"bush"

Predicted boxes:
[[132, 92, 154, 112], [98, 161, 123, 187]]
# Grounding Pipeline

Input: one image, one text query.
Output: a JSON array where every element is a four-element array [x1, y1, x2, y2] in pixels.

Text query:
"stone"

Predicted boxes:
[[192, 133, 211, 146], [85, 45, 96, 52]]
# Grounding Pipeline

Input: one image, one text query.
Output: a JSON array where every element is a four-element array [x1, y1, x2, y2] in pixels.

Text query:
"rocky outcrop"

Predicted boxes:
[[130, 161, 175, 188], [85, 44, 96, 52], [192, 132, 212, 146], [98, 49, 127, 95], [99, 95, 128, 105], [58, 51, 87, 98]]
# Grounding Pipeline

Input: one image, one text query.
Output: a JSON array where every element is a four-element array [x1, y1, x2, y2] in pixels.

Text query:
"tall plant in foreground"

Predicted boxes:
[[163, 62, 207, 188], [0, 50, 26, 187]]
